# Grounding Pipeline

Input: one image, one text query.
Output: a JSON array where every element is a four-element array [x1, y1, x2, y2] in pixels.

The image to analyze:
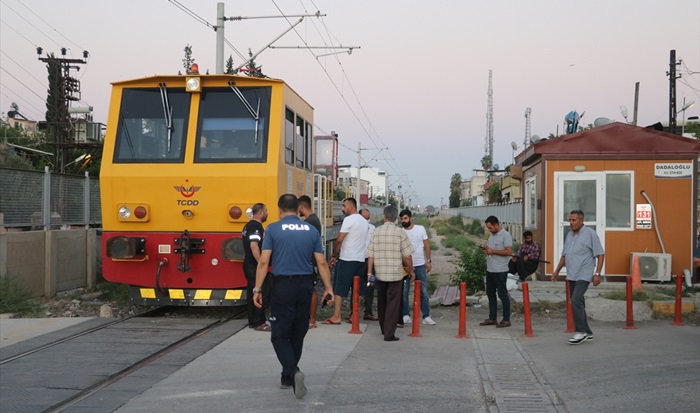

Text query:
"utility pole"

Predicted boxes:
[[215, 2, 225, 74], [667, 49, 681, 135], [38, 48, 88, 173], [632, 82, 640, 126]]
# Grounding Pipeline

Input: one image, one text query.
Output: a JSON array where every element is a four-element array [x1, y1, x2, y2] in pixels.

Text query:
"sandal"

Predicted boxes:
[[308, 323, 317, 329], [254, 323, 272, 332]]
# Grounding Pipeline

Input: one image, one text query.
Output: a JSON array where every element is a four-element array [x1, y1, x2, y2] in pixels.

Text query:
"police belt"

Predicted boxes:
[[273, 274, 313, 280]]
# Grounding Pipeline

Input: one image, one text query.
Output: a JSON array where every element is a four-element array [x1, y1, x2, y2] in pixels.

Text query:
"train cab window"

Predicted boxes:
[[195, 87, 270, 163], [285, 109, 294, 165], [305, 122, 313, 171], [114, 89, 190, 163], [296, 115, 306, 168]]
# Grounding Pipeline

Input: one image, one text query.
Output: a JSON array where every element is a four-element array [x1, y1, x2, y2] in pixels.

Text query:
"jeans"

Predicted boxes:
[[402, 265, 430, 318], [569, 280, 592, 335], [486, 271, 510, 322]]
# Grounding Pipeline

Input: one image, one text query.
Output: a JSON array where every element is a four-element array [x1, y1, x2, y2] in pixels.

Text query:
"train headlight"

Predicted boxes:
[[221, 238, 245, 261], [118, 206, 131, 219], [186, 76, 201, 92], [106, 236, 146, 259], [245, 207, 253, 219], [117, 203, 150, 222]]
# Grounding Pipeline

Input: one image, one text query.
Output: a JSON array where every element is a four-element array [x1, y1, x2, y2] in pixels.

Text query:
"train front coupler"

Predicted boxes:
[[173, 229, 205, 272]]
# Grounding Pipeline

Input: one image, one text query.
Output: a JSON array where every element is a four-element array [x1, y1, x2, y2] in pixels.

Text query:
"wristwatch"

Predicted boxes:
[[594, 273, 601, 276], [253, 288, 261, 294], [427, 259, 432, 263]]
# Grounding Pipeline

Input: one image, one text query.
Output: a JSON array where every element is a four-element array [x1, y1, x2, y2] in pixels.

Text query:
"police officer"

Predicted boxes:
[[254, 194, 333, 399], [242, 203, 270, 331]]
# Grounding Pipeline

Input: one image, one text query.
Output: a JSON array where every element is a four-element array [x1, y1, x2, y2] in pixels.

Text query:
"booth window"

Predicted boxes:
[[525, 176, 536, 228], [605, 172, 633, 229]]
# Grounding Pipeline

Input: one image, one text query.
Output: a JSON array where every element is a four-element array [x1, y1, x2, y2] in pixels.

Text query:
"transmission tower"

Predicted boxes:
[[484, 70, 493, 161], [524, 107, 531, 148]]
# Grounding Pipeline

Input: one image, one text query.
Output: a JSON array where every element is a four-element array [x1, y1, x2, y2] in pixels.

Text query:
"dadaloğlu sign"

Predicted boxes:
[[654, 163, 692, 178]]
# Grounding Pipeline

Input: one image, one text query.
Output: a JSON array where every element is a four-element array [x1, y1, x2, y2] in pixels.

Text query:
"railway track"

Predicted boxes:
[[0, 307, 247, 413]]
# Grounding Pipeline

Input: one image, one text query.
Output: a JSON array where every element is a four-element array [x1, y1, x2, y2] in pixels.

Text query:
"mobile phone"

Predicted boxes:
[[321, 294, 332, 307]]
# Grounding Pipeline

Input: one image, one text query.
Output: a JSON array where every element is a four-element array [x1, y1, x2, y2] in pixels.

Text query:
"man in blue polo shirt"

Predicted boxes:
[[253, 194, 333, 399]]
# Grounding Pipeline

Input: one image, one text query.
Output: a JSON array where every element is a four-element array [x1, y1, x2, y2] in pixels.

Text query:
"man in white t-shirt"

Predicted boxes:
[[399, 209, 436, 326], [360, 208, 377, 320], [324, 198, 369, 324]]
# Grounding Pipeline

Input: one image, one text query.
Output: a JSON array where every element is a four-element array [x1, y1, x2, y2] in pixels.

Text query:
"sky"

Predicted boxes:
[[1, 0, 699, 209]]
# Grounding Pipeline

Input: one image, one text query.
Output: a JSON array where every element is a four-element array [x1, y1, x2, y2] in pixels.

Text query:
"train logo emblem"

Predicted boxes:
[[173, 180, 201, 198]]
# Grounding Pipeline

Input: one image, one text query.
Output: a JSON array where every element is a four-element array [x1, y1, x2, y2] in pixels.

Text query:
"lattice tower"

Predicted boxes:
[[524, 107, 531, 148], [485, 70, 493, 160]]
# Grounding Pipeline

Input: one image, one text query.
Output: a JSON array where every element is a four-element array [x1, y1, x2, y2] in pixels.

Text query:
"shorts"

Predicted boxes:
[[333, 259, 366, 298]]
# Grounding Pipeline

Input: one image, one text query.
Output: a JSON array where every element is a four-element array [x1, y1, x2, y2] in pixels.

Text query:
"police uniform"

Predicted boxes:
[[242, 219, 269, 328], [261, 214, 323, 385]]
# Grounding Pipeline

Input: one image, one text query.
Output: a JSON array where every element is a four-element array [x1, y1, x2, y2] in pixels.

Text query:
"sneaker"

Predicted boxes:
[[293, 369, 306, 399], [280, 376, 293, 389], [585, 334, 594, 341], [568, 332, 588, 345], [421, 316, 437, 325], [403, 315, 412, 324]]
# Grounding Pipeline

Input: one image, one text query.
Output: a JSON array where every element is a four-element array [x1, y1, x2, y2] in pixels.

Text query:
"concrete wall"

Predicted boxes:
[[0, 229, 98, 298]]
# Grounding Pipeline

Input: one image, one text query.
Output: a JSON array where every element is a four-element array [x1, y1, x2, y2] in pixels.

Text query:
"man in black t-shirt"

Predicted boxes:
[[298, 195, 323, 329], [243, 203, 270, 331]]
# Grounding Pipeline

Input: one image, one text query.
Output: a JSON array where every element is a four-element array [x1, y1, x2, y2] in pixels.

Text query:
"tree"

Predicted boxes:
[[450, 172, 462, 192], [480, 155, 492, 171], [686, 121, 700, 140], [182, 44, 195, 74], [225, 55, 235, 74], [448, 172, 463, 208], [487, 182, 502, 204]]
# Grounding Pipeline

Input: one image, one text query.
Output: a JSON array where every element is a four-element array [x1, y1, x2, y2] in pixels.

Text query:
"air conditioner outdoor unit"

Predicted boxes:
[[630, 253, 672, 282]]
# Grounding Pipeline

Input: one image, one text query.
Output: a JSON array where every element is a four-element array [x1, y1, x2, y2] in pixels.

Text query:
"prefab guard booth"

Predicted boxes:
[[514, 122, 700, 282]]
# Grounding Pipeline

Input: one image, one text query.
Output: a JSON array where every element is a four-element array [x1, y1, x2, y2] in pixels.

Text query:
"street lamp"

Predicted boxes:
[[677, 98, 696, 136], [397, 184, 402, 210]]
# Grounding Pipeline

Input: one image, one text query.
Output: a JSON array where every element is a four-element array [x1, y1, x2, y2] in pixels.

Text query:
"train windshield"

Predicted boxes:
[[113, 88, 190, 163], [195, 87, 271, 163]]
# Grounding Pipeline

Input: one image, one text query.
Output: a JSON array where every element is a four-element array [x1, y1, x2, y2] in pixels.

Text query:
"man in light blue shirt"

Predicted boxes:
[[479, 215, 513, 328], [552, 209, 605, 345]]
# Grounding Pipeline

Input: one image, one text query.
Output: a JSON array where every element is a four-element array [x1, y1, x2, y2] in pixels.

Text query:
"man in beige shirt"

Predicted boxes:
[[367, 205, 414, 342]]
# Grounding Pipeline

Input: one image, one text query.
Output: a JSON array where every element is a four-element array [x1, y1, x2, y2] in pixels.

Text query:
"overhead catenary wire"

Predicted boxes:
[[0, 0, 61, 48], [273, 0, 416, 204], [15, 0, 85, 51]]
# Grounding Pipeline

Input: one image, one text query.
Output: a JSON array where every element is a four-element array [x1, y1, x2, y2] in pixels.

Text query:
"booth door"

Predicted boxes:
[[554, 172, 606, 276]]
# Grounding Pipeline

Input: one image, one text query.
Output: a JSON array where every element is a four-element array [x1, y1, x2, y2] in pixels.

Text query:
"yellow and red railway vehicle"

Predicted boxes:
[[100, 72, 316, 306]]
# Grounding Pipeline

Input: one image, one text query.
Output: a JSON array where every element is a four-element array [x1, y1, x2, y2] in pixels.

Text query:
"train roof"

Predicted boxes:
[[110, 74, 314, 109]]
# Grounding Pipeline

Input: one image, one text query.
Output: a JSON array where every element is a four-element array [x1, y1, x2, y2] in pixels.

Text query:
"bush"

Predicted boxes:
[[451, 245, 486, 294], [0, 275, 41, 316], [442, 234, 476, 253], [466, 218, 485, 237]]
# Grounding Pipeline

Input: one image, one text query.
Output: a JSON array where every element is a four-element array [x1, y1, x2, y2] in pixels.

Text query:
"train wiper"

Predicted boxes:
[[228, 81, 261, 144], [158, 83, 174, 152], [119, 113, 136, 159]]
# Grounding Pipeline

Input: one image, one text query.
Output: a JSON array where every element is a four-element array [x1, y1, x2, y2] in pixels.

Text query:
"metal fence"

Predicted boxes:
[[441, 200, 523, 225], [0, 167, 101, 229]]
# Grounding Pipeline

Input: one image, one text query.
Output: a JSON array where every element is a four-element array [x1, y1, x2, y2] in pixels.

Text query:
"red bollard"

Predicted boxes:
[[348, 276, 362, 334], [564, 281, 574, 333], [672, 274, 684, 326], [522, 282, 535, 337], [409, 280, 423, 337], [624, 276, 638, 330], [456, 282, 469, 339]]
